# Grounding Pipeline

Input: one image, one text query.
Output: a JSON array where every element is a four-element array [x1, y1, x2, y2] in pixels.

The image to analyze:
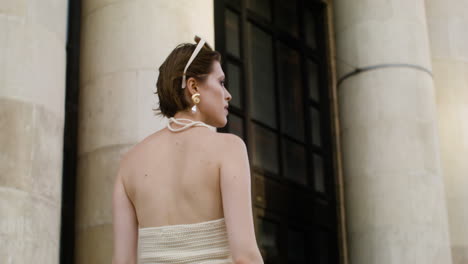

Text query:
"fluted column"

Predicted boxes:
[[75, 1, 214, 262], [426, 1, 468, 263], [333, 0, 452, 263], [0, 0, 68, 263]]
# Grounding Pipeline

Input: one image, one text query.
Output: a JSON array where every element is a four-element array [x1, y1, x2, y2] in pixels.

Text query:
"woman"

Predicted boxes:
[[112, 36, 264, 264]]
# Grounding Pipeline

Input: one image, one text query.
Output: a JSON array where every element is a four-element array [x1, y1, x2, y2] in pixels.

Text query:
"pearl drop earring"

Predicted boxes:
[[191, 93, 200, 113]]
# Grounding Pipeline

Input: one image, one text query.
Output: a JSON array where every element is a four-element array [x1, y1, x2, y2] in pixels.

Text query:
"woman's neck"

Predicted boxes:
[[173, 110, 204, 123], [167, 111, 212, 132]]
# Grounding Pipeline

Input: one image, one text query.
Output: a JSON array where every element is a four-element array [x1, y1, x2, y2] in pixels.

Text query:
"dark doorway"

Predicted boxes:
[[60, 0, 81, 263]]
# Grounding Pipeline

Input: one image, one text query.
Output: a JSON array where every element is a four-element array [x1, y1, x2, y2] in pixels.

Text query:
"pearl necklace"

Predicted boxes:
[[167, 117, 211, 132]]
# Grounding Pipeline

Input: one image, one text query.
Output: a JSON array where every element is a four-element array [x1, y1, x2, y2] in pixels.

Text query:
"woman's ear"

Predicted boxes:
[[186, 77, 199, 95]]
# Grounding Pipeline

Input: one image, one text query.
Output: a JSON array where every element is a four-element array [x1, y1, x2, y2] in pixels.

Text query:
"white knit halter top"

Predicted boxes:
[[138, 218, 232, 264]]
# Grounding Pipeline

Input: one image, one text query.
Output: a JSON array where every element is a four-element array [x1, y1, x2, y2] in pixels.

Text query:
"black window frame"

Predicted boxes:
[[215, 0, 339, 263]]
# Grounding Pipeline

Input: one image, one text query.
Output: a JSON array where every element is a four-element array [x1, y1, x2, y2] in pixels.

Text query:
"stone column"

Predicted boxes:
[[426, 1, 468, 263], [76, 1, 214, 262], [333, 0, 452, 263], [0, 0, 68, 263]]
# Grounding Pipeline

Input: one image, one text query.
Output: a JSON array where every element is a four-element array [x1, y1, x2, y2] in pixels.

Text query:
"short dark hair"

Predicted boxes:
[[154, 37, 221, 118]]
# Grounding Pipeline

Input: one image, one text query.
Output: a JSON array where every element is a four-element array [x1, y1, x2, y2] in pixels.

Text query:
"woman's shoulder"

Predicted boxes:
[[212, 132, 247, 157], [215, 132, 245, 147], [117, 130, 164, 167]]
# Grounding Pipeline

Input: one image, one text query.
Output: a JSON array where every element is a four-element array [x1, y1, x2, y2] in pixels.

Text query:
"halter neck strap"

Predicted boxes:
[[167, 117, 211, 132], [181, 38, 206, 89]]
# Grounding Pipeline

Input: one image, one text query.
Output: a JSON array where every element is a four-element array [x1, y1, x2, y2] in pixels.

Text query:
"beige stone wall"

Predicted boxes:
[[0, 0, 68, 263], [333, 0, 453, 263], [75, 1, 215, 262], [426, 1, 468, 263]]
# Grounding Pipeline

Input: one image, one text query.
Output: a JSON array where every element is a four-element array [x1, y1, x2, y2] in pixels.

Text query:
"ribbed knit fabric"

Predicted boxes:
[[138, 218, 233, 264]]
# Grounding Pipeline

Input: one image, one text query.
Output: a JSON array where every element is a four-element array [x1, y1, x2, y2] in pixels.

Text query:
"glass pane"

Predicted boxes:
[[227, 0, 240, 7], [252, 124, 279, 174], [228, 114, 244, 139], [276, 0, 299, 38], [225, 9, 240, 58], [278, 42, 304, 141], [288, 228, 306, 263], [226, 62, 242, 108], [307, 60, 320, 102], [310, 107, 321, 147], [317, 230, 330, 264], [313, 154, 325, 193], [305, 10, 317, 49], [248, 24, 277, 128], [247, 0, 271, 21], [258, 218, 279, 259], [283, 139, 307, 186]]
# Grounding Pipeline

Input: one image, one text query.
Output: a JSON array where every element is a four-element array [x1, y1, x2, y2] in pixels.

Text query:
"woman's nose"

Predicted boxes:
[[225, 89, 232, 101]]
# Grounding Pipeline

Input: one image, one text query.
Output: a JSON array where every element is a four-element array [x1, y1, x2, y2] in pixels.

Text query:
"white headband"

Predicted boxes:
[[181, 38, 206, 89]]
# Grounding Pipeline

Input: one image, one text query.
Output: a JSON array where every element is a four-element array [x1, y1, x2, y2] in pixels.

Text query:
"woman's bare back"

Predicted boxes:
[[121, 126, 224, 228], [113, 124, 263, 264]]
